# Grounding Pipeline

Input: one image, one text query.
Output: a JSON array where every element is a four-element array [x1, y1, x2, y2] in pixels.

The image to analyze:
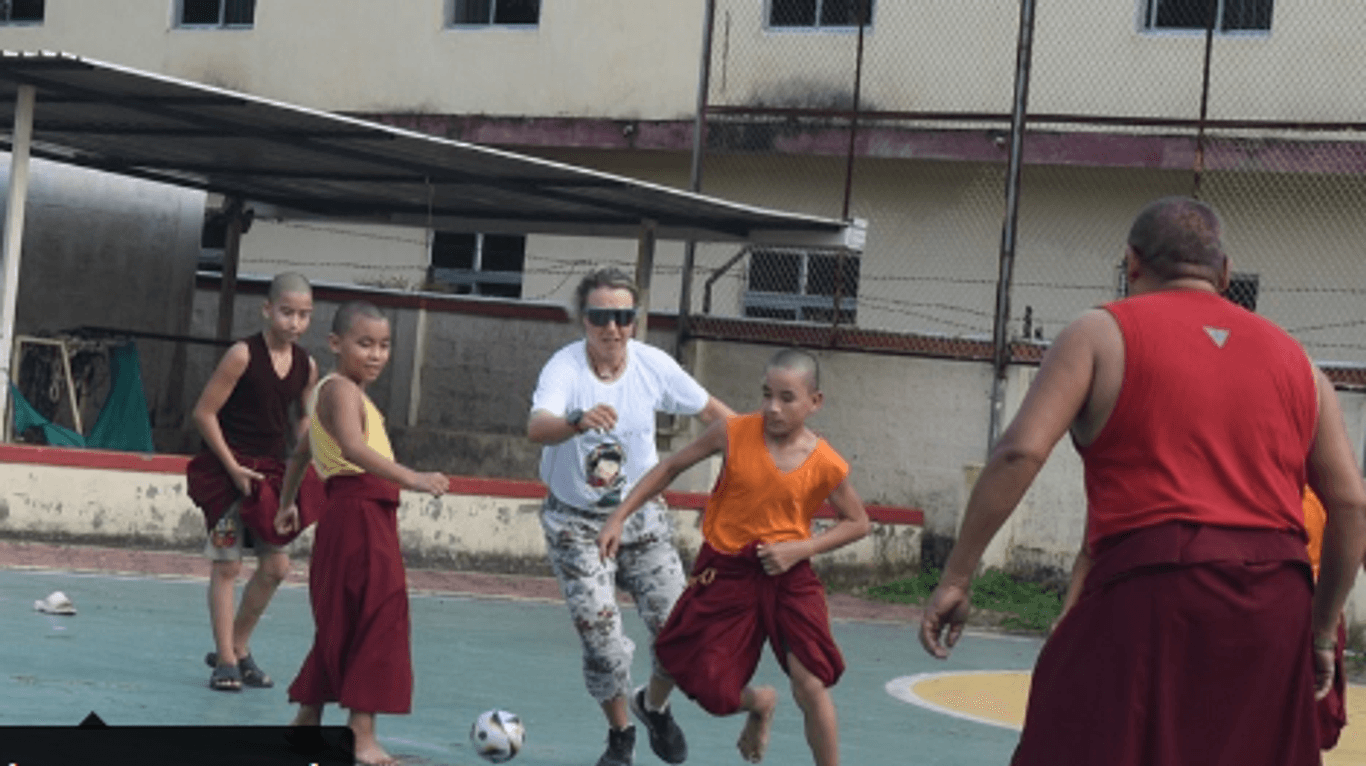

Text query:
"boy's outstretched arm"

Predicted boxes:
[[597, 417, 729, 561], [192, 341, 262, 495], [317, 377, 447, 496], [758, 478, 871, 575]]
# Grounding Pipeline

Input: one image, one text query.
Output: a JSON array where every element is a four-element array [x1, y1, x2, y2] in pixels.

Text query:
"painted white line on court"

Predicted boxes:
[[885, 670, 1029, 732]]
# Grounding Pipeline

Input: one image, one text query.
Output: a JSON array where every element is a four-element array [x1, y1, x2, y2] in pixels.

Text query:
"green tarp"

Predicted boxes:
[[10, 341, 154, 453], [10, 381, 84, 447]]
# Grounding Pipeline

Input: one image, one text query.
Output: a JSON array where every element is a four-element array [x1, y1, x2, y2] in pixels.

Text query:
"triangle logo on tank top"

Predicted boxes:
[[1203, 326, 1230, 349]]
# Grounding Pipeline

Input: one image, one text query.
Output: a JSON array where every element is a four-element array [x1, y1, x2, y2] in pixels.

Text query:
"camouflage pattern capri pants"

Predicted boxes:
[[540, 493, 687, 703]]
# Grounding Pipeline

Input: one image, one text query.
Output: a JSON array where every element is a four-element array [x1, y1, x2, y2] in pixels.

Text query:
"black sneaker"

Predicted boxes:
[[630, 687, 688, 764], [596, 724, 635, 766]]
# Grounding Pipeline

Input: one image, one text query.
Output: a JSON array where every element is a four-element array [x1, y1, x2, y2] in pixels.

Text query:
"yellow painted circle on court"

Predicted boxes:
[[888, 670, 1366, 765], [886, 671, 1031, 731]]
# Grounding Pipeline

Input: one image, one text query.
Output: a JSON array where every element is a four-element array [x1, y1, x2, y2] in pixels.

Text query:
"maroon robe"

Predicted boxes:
[[288, 473, 411, 714], [655, 542, 844, 716], [1012, 522, 1320, 766], [186, 450, 324, 546], [187, 333, 320, 544]]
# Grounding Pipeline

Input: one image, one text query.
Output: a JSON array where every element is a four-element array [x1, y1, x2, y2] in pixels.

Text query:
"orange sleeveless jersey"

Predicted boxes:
[[1303, 486, 1326, 579], [702, 413, 849, 554]]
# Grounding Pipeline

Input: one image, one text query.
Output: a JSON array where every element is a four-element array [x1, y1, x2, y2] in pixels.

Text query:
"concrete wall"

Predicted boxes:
[[0, 446, 921, 580], [509, 149, 1366, 365], [0, 1, 1362, 122], [690, 338, 994, 533], [0, 0, 703, 119], [718, 0, 1366, 121], [5, 156, 204, 446], [236, 219, 431, 291]]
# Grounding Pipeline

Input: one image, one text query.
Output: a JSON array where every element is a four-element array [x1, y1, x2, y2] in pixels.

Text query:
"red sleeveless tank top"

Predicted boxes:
[[218, 333, 310, 459], [1080, 289, 1316, 549], [702, 413, 849, 554]]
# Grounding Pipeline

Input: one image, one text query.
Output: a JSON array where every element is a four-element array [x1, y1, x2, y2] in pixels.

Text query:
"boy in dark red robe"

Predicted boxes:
[[599, 349, 870, 766], [280, 301, 447, 766], [187, 272, 320, 692]]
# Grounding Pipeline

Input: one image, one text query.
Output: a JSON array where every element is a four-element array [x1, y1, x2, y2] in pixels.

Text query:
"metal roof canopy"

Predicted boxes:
[[0, 51, 861, 247], [0, 51, 864, 433]]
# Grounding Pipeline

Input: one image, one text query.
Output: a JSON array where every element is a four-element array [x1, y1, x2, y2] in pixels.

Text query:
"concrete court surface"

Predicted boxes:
[[0, 564, 1034, 765], [3, 556, 1362, 765]]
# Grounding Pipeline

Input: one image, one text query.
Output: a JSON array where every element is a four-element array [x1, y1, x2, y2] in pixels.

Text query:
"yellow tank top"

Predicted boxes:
[[309, 373, 394, 479]]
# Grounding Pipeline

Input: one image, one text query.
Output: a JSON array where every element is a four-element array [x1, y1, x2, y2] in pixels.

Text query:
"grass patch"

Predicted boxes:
[[864, 568, 1063, 632]]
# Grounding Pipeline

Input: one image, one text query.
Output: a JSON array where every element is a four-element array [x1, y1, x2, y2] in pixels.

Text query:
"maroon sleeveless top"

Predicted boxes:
[[1079, 289, 1317, 549], [218, 333, 310, 459]]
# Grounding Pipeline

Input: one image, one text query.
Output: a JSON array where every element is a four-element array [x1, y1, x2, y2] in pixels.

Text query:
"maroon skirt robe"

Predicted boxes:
[[187, 450, 325, 547], [1012, 522, 1320, 766], [288, 473, 412, 714], [655, 542, 844, 716]]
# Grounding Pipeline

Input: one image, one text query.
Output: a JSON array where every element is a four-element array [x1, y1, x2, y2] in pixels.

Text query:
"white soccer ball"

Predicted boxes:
[[470, 709, 525, 763]]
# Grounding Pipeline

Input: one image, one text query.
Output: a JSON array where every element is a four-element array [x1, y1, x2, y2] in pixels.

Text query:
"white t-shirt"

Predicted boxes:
[[532, 338, 710, 510]]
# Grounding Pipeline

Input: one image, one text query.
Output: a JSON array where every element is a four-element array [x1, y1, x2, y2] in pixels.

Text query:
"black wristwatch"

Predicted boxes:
[[565, 408, 585, 432]]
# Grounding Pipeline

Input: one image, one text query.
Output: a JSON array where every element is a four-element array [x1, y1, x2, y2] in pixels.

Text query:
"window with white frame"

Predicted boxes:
[[0, 1, 44, 24], [744, 248, 859, 323], [452, 0, 540, 26], [178, 0, 256, 28], [1142, 0, 1272, 33], [768, 0, 874, 29], [428, 232, 526, 298]]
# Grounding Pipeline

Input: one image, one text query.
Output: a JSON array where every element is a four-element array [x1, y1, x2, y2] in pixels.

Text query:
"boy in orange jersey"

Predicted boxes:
[[598, 348, 870, 766], [278, 301, 448, 766]]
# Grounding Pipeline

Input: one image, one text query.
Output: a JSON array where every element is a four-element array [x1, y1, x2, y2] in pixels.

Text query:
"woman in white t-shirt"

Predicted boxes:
[[529, 267, 732, 766]]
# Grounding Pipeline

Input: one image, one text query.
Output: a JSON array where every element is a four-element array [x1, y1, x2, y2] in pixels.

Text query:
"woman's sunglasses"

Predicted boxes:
[[585, 308, 638, 327]]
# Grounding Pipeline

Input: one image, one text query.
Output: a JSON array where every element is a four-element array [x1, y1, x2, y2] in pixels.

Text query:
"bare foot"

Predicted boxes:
[[738, 686, 777, 763], [354, 741, 399, 766]]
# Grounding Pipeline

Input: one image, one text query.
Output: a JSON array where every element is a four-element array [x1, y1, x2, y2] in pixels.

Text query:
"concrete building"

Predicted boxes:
[[0, 1, 1360, 356], [3, 1, 1366, 613]]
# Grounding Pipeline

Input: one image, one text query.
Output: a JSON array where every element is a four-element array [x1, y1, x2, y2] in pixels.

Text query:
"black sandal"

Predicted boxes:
[[208, 661, 242, 691], [205, 651, 274, 689], [236, 653, 274, 688]]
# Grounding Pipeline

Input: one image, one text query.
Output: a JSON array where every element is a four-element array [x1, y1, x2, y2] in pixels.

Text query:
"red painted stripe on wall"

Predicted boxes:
[[0, 443, 924, 526], [0, 443, 191, 473]]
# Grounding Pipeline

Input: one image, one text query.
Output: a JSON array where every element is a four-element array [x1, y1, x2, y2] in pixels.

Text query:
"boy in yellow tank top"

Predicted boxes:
[[598, 348, 870, 766], [277, 300, 447, 766]]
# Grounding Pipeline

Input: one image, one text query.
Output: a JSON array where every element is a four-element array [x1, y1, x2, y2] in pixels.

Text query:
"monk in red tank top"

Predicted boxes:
[[187, 273, 321, 692], [599, 349, 870, 766], [919, 197, 1366, 766]]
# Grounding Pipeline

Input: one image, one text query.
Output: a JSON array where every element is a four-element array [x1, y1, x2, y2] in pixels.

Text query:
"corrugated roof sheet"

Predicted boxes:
[[0, 51, 861, 248]]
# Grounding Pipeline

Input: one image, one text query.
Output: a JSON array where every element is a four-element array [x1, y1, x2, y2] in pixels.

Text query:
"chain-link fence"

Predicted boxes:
[[685, 0, 1366, 366]]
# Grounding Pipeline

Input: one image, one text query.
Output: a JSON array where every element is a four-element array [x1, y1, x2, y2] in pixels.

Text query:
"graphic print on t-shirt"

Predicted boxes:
[[1203, 325, 1230, 348], [585, 439, 628, 507]]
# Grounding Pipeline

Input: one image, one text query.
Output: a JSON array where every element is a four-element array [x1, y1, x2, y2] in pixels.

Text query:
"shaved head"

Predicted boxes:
[[268, 272, 312, 302], [767, 348, 820, 392], [332, 300, 386, 336], [1127, 197, 1226, 284]]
